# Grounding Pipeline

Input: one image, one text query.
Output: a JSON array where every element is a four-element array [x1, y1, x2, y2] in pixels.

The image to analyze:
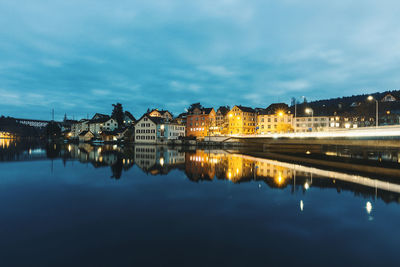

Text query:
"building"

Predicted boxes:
[[164, 123, 185, 140], [148, 109, 173, 121], [123, 111, 136, 126], [186, 107, 216, 138], [294, 116, 330, 132], [256, 103, 293, 134], [88, 116, 118, 135], [78, 130, 94, 142], [227, 105, 256, 135], [71, 119, 89, 137], [71, 114, 118, 138], [215, 106, 230, 135], [134, 115, 163, 143]]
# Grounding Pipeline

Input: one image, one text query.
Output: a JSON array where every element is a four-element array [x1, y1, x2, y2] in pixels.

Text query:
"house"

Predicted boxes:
[[186, 107, 216, 138], [71, 119, 89, 137], [71, 114, 118, 138], [100, 131, 117, 142], [123, 111, 136, 126], [134, 115, 164, 143], [164, 123, 185, 140], [227, 105, 256, 135], [256, 104, 293, 134], [381, 93, 398, 102], [88, 116, 118, 136], [78, 130, 95, 142], [295, 116, 330, 132], [215, 106, 230, 135], [148, 109, 173, 121]]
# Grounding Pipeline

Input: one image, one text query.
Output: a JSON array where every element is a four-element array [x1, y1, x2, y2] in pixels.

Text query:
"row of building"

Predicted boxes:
[[68, 92, 400, 142]]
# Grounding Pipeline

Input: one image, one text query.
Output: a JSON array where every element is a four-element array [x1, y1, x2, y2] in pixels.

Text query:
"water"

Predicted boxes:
[[1, 140, 400, 266]]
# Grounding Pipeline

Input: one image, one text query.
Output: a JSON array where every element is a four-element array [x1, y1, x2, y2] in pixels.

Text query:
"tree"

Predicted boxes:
[[187, 103, 203, 113], [111, 103, 124, 128], [45, 121, 61, 139]]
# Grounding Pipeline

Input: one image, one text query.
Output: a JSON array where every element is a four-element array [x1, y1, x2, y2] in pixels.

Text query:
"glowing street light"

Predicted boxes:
[[367, 96, 378, 128]]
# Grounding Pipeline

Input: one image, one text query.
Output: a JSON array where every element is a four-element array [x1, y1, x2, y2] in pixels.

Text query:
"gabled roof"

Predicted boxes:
[[217, 106, 230, 115], [264, 103, 289, 114], [135, 114, 165, 125], [92, 113, 109, 120], [79, 130, 94, 136], [89, 116, 112, 124], [235, 105, 255, 113]]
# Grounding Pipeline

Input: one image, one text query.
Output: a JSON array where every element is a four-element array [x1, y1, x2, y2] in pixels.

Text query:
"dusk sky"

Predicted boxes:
[[1, 0, 400, 120]]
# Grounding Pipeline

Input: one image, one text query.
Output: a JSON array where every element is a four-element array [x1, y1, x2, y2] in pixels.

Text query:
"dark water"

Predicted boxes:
[[1, 139, 400, 266]]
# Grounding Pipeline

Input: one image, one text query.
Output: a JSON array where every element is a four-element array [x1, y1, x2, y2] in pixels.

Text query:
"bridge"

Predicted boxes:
[[14, 118, 51, 128]]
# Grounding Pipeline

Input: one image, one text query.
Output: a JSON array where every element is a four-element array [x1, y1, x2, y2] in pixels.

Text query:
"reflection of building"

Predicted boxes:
[[227, 105, 256, 135], [134, 145, 185, 174]]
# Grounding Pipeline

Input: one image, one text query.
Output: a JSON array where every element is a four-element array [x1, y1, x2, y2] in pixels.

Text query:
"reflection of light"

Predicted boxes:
[[227, 172, 232, 180], [304, 182, 309, 190], [300, 200, 304, 211], [68, 145, 72, 152], [98, 147, 102, 153], [160, 157, 164, 166], [366, 201, 372, 214], [236, 168, 239, 174]]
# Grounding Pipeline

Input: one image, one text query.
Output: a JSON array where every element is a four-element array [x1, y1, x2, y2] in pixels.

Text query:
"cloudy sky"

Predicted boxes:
[[1, 0, 400, 120]]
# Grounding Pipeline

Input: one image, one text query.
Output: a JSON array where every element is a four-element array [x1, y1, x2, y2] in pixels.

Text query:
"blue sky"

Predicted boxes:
[[1, 0, 400, 120]]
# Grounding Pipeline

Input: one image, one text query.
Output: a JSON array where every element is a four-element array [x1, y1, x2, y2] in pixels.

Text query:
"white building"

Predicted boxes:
[[294, 116, 330, 132], [71, 115, 118, 138], [164, 123, 185, 140], [134, 115, 163, 143]]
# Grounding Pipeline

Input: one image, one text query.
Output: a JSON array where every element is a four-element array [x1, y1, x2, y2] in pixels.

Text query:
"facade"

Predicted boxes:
[[71, 115, 118, 138], [186, 107, 216, 138], [294, 116, 330, 132], [71, 119, 89, 137], [134, 115, 162, 143], [227, 105, 256, 135], [88, 117, 118, 135], [256, 103, 293, 134], [215, 106, 230, 135], [164, 123, 185, 140], [78, 130, 94, 142]]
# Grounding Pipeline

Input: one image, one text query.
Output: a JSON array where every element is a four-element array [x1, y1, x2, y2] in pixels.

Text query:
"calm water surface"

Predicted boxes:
[[1, 139, 400, 266]]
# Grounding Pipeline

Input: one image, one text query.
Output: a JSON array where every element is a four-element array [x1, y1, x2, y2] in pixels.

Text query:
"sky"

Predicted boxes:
[[1, 0, 400, 120]]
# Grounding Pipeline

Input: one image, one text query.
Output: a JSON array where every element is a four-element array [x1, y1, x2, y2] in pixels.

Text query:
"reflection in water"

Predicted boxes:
[[2, 140, 400, 204]]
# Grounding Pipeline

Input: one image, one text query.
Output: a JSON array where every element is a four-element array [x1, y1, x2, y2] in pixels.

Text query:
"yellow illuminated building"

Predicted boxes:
[[256, 104, 293, 134], [227, 105, 256, 135]]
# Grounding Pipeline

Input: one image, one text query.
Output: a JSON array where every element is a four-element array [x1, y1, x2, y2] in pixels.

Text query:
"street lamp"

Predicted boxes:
[[367, 96, 378, 128], [305, 108, 314, 131]]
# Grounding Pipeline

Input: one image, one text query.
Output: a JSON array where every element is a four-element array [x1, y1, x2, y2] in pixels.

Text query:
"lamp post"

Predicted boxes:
[[367, 96, 378, 128], [305, 108, 314, 131], [294, 96, 306, 133]]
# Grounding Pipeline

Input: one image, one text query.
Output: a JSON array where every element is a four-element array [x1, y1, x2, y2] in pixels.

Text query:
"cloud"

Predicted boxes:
[[198, 65, 235, 77], [0, 0, 400, 119]]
